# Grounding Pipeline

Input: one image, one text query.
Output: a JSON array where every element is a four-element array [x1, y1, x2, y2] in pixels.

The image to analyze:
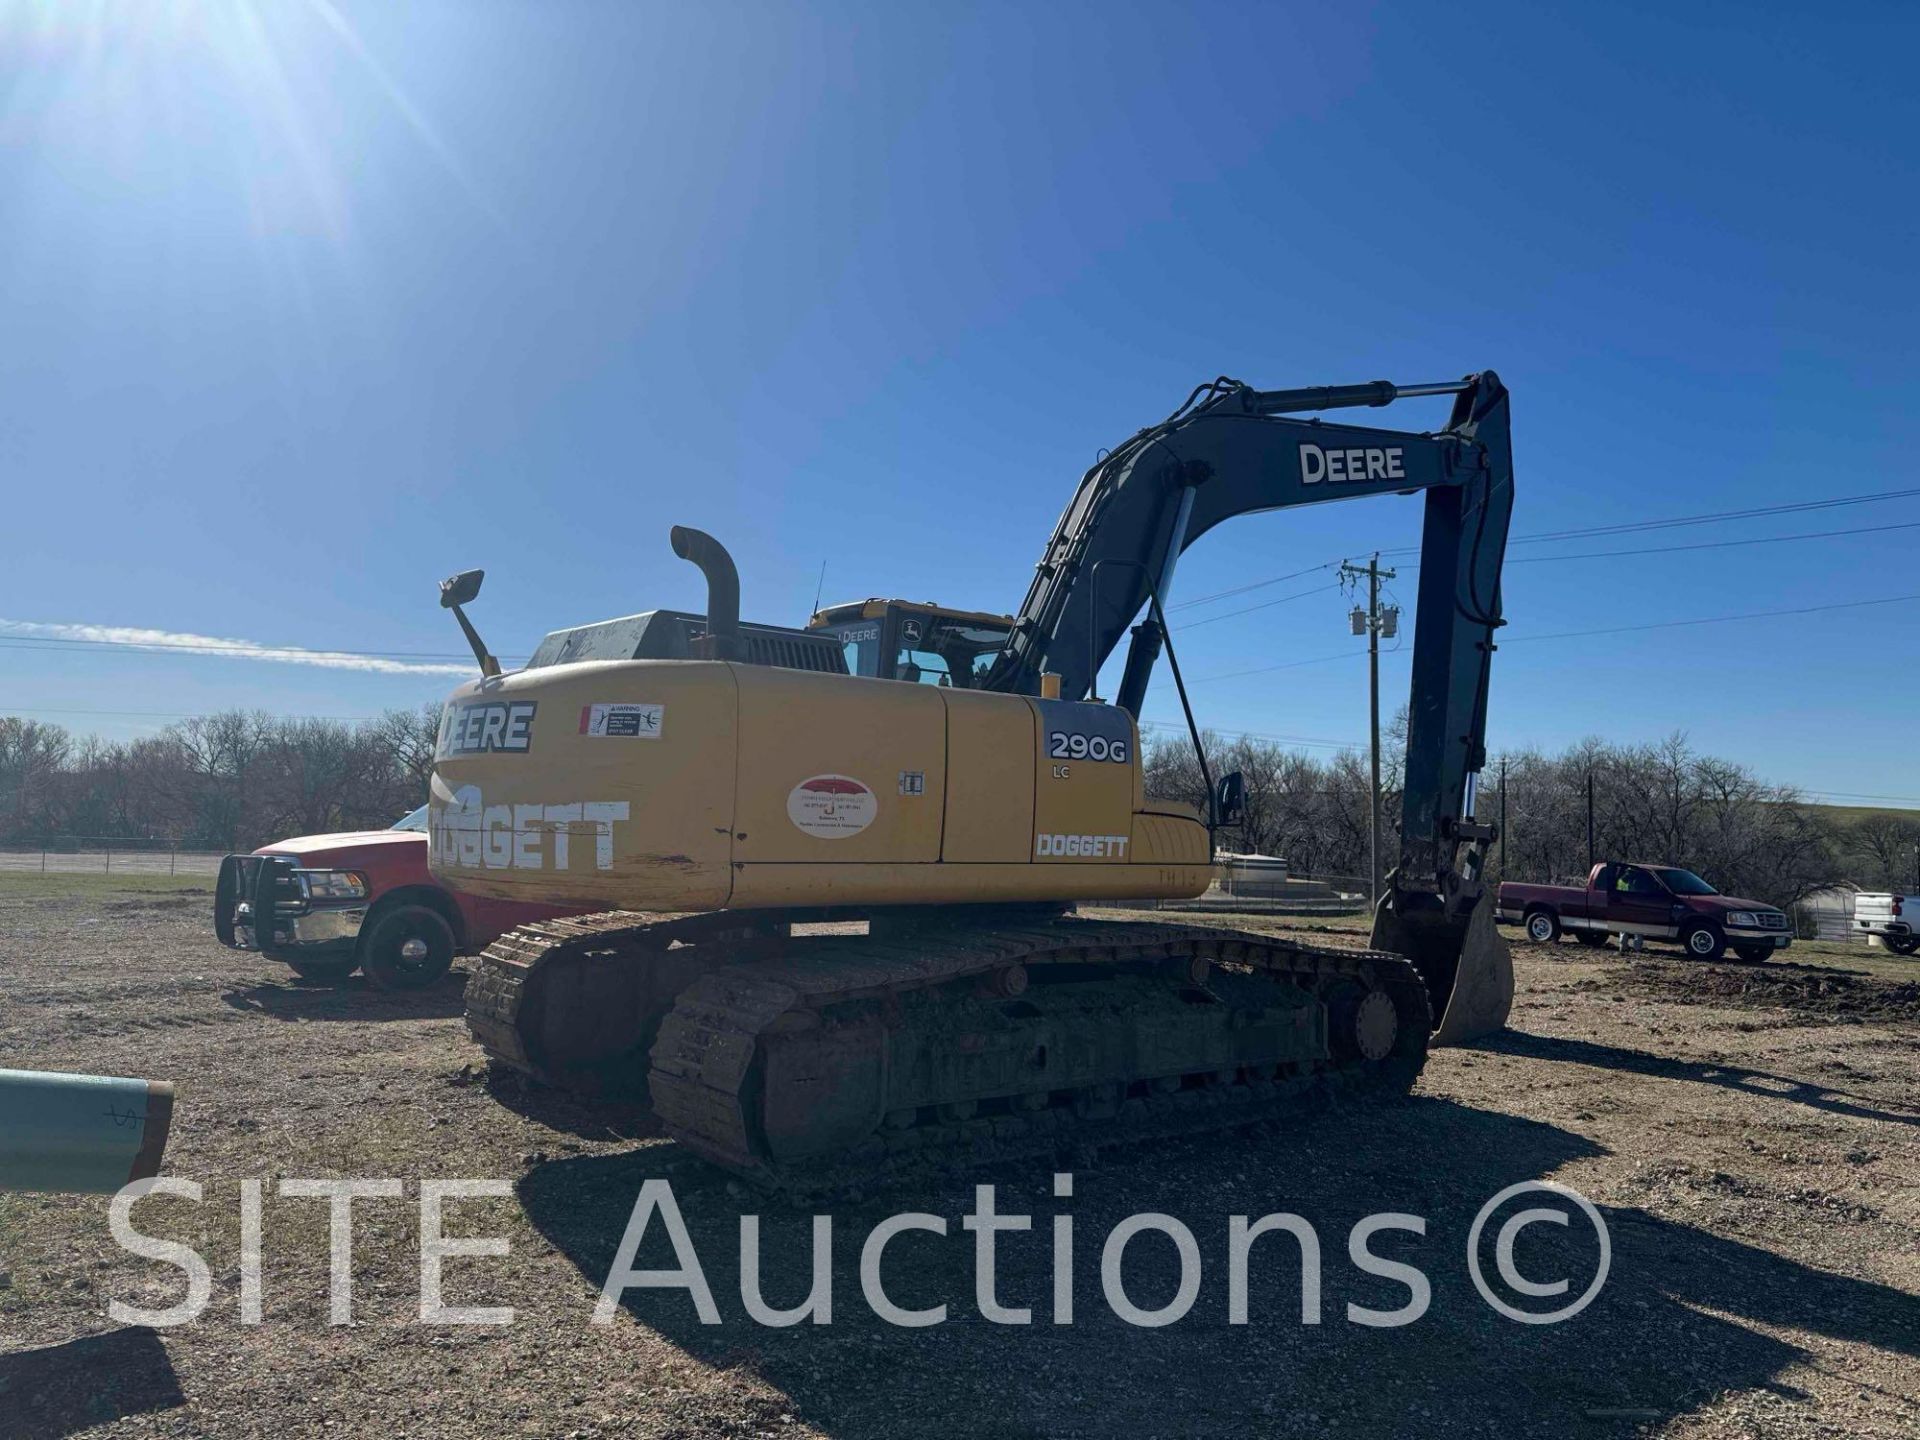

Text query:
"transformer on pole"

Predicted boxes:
[[1340, 554, 1398, 907]]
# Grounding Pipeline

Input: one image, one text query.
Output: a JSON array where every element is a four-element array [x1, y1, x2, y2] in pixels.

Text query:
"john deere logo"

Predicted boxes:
[[1299, 443, 1405, 485], [437, 700, 537, 757]]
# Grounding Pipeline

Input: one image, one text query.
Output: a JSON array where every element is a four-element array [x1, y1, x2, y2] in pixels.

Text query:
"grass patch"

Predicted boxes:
[[0, 872, 212, 903]]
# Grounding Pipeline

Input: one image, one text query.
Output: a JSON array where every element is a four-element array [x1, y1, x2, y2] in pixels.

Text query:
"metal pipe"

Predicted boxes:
[[668, 526, 746, 661], [1114, 483, 1199, 717], [1155, 485, 1199, 599], [1243, 377, 1474, 416], [0, 1068, 176, 1194]]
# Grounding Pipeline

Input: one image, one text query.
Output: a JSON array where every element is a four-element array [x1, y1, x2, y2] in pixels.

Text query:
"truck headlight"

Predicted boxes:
[[299, 870, 369, 900], [1726, 910, 1757, 927]]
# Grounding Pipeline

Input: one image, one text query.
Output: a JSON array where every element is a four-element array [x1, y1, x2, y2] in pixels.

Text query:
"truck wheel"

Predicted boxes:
[[359, 906, 456, 991], [1574, 930, 1609, 948], [1682, 922, 1726, 962], [1524, 909, 1561, 944], [284, 955, 358, 984], [1888, 935, 1920, 957], [1733, 945, 1774, 964]]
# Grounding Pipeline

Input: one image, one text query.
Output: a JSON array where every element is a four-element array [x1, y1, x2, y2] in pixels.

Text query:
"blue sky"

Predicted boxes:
[[2, 1, 1915, 806]]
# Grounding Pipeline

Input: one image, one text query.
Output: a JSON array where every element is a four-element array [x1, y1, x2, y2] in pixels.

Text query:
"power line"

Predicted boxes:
[[1170, 561, 1339, 612], [1177, 486, 1920, 612], [12, 489, 1916, 666], [1139, 719, 1363, 752], [1372, 518, 1920, 579], [1502, 590, 1920, 644], [1190, 650, 1367, 685], [1184, 588, 1920, 682], [1505, 518, 1920, 566], [1389, 483, 1920, 556], [1171, 583, 1342, 630]]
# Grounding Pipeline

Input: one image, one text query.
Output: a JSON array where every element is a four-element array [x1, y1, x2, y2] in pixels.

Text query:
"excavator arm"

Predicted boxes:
[[988, 372, 1515, 1042]]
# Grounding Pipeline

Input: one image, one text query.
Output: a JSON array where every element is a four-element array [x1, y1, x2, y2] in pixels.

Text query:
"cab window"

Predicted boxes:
[[1617, 866, 1665, 896], [897, 649, 955, 685], [892, 614, 1010, 689], [817, 623, 883, 677]]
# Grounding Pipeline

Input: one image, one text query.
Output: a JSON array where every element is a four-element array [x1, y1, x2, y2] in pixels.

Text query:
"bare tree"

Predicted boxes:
[[0, 718, 73, 840], [1837, 812, 1920, 891]]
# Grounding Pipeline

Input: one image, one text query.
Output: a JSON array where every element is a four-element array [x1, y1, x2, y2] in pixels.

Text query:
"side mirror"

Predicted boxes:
[[1214, 771, 1246, 828], [439, 570, 484, 610], [437, 570, 499, 677]]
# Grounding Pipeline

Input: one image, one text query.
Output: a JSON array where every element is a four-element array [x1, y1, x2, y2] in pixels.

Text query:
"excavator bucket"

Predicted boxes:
[[1369, 893, 1514, 1047]]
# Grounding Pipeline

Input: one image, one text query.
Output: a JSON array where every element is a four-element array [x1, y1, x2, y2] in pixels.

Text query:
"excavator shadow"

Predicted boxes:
[[481, 1066, 666, 1142], [516, 1098, 1918, 1438], [0, 1327, 184, 1439], [217, 969, 469, 1023], [1480, 1030, 1920, 1129]]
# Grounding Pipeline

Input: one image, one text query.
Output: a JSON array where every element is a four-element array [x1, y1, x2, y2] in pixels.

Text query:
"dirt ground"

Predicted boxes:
[[1, 875, 1914, 1440]]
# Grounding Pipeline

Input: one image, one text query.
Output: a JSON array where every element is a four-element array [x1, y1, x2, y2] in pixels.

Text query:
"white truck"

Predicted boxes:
[[1855, 892, 1920, 955]]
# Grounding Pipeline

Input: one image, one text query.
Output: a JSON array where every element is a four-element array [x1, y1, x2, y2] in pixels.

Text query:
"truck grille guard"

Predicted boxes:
[[213, 854, 305, 950]]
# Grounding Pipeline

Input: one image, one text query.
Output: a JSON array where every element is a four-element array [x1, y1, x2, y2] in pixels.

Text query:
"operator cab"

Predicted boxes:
[[809, 600, 1014, 688]]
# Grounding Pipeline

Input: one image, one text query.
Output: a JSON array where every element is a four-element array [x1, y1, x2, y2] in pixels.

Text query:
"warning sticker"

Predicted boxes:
[[786, 774, 877, 839], [578, 703, 664, 739]]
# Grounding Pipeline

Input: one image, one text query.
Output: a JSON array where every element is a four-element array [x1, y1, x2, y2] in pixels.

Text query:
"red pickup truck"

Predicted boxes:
[[213, 806, 575, 988], [1496, 862, 1793, 962]]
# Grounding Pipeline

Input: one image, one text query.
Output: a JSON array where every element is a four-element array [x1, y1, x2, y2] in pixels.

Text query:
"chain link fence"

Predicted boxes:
[[0, 837, 227, 876]]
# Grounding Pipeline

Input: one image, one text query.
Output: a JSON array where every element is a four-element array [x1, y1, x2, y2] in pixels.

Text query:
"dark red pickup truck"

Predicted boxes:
[[1497, 862, 1792, 962], [213, 805, 575, 988]]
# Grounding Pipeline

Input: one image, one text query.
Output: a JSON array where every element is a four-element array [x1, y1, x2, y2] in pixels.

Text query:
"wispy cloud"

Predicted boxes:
[[0, 620, 475, 677]]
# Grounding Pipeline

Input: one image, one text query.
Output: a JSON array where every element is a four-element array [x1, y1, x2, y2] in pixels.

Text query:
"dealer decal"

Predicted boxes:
[[430, 785, 628, 871], [1037, 832, 1130, 859], [437, 700, 537, 758], [579, 702, 664, 739], [787, 774, 877, 839]]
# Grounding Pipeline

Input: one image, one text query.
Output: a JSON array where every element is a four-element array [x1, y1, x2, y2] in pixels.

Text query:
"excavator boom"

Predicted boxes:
[[984, 373, 1515, 1040]]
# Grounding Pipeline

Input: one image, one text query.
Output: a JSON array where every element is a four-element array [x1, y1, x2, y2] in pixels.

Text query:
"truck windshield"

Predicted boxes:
[[391, 805, 429, 832], [1658, 868, 1718, 896]]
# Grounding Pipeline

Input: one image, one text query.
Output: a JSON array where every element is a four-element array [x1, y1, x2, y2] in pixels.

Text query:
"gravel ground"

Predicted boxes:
[[1, 877, 1914, 1439]]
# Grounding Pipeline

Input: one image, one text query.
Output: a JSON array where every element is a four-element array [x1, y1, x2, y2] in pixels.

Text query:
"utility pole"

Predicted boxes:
[[1341, 555, 1398, 906], [1586, 771, 1596, 872], [1498, 755, 1509, 880]]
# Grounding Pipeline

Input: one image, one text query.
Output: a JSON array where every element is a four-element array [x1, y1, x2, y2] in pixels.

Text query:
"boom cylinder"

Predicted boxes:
[[1241, 377, 1474, 416]]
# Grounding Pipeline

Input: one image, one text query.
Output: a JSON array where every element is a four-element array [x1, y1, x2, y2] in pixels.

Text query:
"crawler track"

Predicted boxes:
[[467, 914, 1430, 1199]]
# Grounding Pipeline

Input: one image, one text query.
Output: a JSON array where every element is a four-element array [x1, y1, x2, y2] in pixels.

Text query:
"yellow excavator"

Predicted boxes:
[[430, 373, 1515, 1195]]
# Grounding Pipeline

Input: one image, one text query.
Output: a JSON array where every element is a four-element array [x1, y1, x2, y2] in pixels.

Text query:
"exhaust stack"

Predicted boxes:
[[669, 526, 746, 661]]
